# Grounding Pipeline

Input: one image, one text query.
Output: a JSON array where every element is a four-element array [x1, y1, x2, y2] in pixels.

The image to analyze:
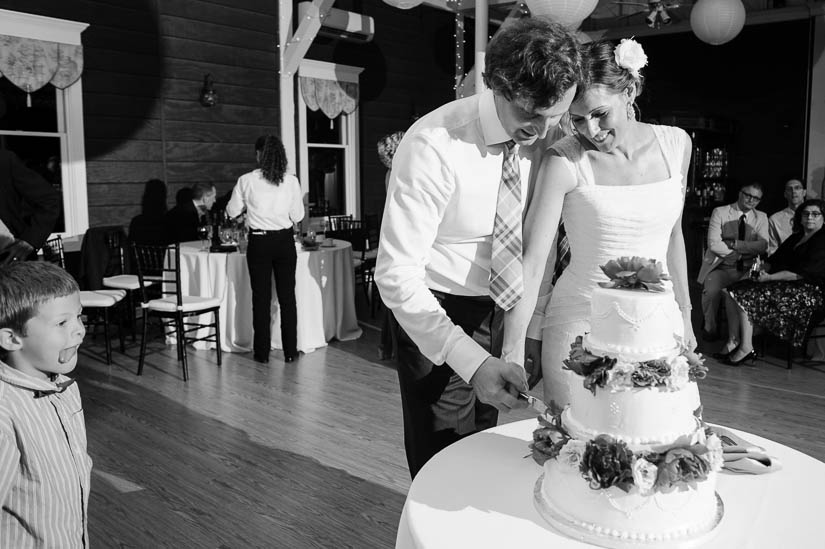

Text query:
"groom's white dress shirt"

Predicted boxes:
[[375, 89, 559, 382]]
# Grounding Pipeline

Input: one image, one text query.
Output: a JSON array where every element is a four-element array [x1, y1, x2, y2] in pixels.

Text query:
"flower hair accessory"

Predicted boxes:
[[614, 38, 648, 78]]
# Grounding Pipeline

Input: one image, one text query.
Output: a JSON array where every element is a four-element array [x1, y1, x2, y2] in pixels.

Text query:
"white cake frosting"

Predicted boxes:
[[584, 286, 680, 361], [534, 286, 721, 548], [539, 465, 720, 545], [563, 370, 702, 447]]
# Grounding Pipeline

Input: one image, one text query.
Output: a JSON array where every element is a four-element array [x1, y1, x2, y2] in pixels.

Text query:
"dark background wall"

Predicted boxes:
[[639, 19, 809, 215], [0, 0, 281, 227]]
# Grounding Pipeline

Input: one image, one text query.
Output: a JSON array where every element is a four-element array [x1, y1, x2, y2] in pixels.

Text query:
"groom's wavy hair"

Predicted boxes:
[[482, 18, 584, 111], [575, 39, 645, 102]]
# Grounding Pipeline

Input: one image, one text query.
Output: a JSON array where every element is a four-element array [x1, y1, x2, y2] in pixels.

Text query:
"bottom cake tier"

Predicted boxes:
[[534, 467, 723, 548]]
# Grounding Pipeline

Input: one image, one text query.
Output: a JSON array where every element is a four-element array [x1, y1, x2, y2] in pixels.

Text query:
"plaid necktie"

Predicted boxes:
[[552, 221, 570, 285], [490, 141, 523, 310]]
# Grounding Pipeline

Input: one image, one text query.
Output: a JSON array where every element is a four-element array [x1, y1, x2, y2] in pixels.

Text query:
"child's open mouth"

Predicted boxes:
[[58, 346, 79, 364]]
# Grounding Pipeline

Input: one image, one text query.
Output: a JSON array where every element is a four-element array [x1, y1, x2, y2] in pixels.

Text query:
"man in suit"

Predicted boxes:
[[375, 18, 584, 478], [698, 182, 769, 340], [165, 182, 217, 243], [0, 149, 61, 265]]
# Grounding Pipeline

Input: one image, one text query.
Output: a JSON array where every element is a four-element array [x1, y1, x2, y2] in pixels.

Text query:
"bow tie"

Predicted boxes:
[[33, 378, 76, 399]]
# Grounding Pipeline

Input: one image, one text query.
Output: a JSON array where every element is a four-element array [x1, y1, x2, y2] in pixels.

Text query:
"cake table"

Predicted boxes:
[[396, 419, 822, 549]]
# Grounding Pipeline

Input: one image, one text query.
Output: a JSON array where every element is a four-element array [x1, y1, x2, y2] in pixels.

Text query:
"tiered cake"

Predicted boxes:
[[531, 267, 723, 548]]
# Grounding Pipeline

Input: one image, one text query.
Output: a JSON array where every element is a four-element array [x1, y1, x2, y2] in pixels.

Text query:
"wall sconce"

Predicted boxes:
[[199, 74, 218, 107]]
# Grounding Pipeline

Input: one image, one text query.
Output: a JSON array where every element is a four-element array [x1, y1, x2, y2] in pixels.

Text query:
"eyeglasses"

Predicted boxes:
[[801, 211, 823, 218], [739, 191, 762, 202]]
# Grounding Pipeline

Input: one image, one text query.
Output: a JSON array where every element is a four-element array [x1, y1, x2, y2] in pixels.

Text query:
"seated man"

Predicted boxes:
[[768, 178, 806, 255], [698, 182, 769, 340], [165, 182, 216, 243]]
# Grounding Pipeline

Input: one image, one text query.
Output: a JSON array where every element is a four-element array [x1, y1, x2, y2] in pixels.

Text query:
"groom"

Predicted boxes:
[[375, 18, 584, 478]]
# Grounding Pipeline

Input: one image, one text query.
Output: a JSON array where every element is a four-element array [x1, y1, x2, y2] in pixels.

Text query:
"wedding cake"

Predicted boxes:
[[531, 258, 723, 548]]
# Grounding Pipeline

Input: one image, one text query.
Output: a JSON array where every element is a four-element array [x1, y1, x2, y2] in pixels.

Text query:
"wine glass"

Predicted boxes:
[[198, 225, 212, 251]]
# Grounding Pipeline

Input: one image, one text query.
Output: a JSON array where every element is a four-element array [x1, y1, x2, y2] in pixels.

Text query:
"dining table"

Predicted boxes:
[[174, 239, 362, 354], [396, 419, 823, 549]]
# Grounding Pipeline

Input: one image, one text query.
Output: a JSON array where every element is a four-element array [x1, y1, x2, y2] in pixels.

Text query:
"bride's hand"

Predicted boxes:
[[682, 310, 697, 352], [525, 338, 543, 389]]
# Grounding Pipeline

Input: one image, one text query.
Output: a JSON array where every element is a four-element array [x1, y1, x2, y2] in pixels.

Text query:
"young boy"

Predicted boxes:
[[0, 261, 91, 548]]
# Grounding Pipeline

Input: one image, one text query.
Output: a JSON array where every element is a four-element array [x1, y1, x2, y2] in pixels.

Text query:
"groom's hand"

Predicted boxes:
[[525, 337, 543, 389], [470, 357, 528, 412]]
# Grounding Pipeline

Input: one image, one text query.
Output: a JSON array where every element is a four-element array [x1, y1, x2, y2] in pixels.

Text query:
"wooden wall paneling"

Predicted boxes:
[[162, 99, 279, 125], [164, 161, 252, 182], [159, 0, 276, 32], [85, 140, 163, 162], [87, 161, 166, 183], [163, 120, 276, 144], [162, 79, 277, 106], [162, 59, 278, 93], [160, 36, 275, 70], [84, 116, 162, 142], [164, 142, 256, 163], [159, 15, 277, 52], [86, 183, 151, 206], [83, 93, 162, 119]]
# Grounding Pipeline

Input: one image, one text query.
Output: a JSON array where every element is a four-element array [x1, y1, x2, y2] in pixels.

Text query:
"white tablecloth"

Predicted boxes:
[[175, 240, 361, 353], [397, 419, 823, 549]]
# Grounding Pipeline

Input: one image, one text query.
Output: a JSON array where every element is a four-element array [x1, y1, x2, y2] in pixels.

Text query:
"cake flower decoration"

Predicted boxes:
[[614, 38, 648, 78], [599, 256, 670, 292]]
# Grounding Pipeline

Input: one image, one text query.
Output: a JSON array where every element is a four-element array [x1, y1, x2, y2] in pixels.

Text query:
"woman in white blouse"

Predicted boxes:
[[226, 135, 305, 364]]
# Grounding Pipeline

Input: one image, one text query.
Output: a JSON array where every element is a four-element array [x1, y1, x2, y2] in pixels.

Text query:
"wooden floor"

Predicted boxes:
[[75, 309, 825, 548]]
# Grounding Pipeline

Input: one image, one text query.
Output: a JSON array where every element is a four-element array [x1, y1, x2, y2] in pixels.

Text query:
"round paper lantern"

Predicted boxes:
[[690, 0, 746, 45], [382, 0, 424, 9], [524, 0, 599, 29]]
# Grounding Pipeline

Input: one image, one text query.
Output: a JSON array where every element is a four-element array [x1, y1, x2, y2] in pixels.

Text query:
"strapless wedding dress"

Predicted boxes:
[[540, 125, 688, 407]]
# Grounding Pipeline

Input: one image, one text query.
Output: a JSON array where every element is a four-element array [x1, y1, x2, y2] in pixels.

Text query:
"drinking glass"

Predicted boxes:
[[198, 225, 212, 251]]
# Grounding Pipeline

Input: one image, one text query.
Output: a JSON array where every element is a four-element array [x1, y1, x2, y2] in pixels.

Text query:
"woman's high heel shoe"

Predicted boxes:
[[712, 343, 739, 360], [725, 349, 758, 367]]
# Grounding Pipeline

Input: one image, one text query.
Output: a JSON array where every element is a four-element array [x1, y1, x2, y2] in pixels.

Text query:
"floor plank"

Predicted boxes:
[[74, 307, 825, 548]]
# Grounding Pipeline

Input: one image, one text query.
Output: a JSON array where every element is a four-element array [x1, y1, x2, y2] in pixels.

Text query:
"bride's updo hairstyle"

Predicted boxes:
[[575, 39, 646, 102]]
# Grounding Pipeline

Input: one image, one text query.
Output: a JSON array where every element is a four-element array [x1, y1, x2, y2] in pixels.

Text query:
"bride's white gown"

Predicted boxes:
[[540, 124, 688, 407]]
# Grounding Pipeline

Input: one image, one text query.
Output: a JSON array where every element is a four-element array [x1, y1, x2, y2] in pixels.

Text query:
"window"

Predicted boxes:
[[0, 9, 89, 237], [297, 60, 362, 222]]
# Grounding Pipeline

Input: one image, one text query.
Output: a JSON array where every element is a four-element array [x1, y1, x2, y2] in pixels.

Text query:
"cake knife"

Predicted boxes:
[[518, 391, 550, 415]]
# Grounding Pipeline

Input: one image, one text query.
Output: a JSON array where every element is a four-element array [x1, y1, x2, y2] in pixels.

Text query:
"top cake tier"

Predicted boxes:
[[584, 286, 680, 361]]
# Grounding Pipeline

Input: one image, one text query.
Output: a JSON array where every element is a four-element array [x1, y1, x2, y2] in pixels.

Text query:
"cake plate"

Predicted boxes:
[[533, 474, 724, 549]]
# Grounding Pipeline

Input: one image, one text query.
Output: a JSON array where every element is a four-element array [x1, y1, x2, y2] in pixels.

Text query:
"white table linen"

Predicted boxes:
[[396, 419, 823, 549], [175, 240, 361, 353]]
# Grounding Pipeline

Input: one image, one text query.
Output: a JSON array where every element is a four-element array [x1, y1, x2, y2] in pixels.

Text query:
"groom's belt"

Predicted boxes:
[[430, 289, 494, 304]]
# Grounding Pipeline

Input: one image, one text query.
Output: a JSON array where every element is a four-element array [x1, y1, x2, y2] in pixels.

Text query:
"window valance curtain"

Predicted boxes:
[[0, 35, 83, 103], [300, 76, 358, 120]]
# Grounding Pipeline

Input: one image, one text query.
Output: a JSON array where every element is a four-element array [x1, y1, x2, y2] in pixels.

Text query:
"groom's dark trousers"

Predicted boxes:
[[394, 290, 502, 479]]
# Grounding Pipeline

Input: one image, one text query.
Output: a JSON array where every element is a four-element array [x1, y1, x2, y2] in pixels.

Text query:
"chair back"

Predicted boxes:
[[131, 242, 181, 306], [80, 225, 128, 290], [364, 214, 380, 251], [327, 214, 353, 231], [41, 235, 66, 269]]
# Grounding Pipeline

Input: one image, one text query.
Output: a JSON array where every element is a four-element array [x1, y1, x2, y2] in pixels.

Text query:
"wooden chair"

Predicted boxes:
[[41, 235, 127, 365], [131, 242, 221, 381], [329, 219, 379, 315], [327, 214, 353, 232]]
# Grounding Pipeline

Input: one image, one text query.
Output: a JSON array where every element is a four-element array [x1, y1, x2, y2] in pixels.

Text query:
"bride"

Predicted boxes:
[[503, 38, 696, 407]]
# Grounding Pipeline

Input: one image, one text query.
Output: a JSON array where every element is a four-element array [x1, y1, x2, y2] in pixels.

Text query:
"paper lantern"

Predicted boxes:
[[382, 0, 424, 9], [524, 0, 599, 29], [690, 0, 746, 45]]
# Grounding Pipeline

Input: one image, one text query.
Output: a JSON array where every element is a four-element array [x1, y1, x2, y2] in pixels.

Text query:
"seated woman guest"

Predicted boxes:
[[225, 135, 305, 364], [720, 198, 825, 366]]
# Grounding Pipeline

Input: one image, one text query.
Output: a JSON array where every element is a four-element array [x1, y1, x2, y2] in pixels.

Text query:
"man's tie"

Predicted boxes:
[[736, 214, 746, 271], [490, 141, 524, 310], [552, 222, 571, 285]]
